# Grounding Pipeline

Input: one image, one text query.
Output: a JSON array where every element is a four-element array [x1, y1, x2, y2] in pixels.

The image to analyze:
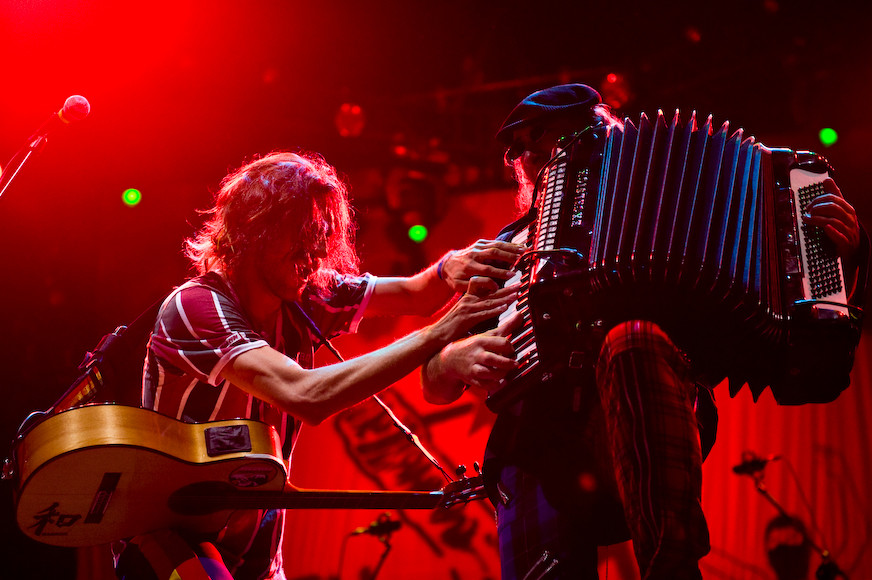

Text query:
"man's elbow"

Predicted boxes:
[[272, 390, 334, 426], [285, 399, 334, 426]]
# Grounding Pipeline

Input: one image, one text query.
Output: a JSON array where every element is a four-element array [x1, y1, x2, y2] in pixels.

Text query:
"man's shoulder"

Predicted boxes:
[[169, 272, 236, 302], [158, 272, 243, 324]]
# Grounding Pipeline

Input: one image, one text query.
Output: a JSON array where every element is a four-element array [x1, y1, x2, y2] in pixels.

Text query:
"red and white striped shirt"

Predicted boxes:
[[142, 270, 373, 579]]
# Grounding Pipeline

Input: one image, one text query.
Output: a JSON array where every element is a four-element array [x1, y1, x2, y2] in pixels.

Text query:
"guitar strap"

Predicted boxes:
[[51, 293, 167, 413]]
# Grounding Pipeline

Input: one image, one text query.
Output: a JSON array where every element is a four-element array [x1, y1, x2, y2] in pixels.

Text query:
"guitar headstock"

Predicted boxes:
[[439, 464, 488, 509]]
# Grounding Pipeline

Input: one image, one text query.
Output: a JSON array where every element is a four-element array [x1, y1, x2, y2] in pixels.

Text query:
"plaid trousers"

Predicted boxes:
[[493, 320, 710, 580], [596, 320, 709, 579]]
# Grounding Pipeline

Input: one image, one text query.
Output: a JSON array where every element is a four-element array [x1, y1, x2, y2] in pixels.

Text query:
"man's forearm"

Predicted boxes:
[[369, 261, 455, 317]]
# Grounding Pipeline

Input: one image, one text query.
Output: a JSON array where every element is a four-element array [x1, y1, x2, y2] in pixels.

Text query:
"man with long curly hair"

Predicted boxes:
[[113, 150, 521, 580]]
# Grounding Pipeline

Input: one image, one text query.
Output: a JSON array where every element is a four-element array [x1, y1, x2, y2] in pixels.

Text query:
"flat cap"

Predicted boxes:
[[495, 83, 602, 144]]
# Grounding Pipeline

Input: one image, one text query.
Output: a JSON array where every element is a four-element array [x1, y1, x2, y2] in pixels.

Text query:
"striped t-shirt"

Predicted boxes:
[[142, 270, 373, 579]]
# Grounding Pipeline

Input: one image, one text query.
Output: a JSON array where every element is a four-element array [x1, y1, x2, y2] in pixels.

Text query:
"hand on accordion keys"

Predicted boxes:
[[437, 239, 525, 294], [432, 310, 524, 394], [801, 178, 861, 260]]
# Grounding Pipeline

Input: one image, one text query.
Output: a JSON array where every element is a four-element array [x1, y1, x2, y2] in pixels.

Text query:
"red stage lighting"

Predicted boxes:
[[335, 103, 365, 137], [600, 73, 633, 109]]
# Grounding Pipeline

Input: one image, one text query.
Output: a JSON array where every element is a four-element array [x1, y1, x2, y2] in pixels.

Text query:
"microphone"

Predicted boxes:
[[732, 452, 782, 476], [1, 95, 91, 199], [351, 514, 402, 536], [28, 95, 91, 146], [58, 95, 91, 124]]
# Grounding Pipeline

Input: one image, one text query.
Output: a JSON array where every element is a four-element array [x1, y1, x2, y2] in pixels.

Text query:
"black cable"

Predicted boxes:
[[289, 302, 455, 483]]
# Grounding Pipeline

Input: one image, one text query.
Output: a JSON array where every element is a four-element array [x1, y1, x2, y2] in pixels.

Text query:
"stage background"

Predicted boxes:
[[2, 2, 871, 578]]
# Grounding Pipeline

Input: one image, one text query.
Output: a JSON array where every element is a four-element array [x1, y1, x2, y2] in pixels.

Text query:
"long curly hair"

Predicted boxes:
[[185, 151, 359, 291]]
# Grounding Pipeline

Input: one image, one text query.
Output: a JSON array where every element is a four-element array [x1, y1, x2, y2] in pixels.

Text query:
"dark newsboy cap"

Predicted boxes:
[[495, 83, 603, 144]]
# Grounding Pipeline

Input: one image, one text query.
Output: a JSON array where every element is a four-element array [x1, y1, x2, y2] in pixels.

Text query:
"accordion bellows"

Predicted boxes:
[[487, 110, 861, 412]]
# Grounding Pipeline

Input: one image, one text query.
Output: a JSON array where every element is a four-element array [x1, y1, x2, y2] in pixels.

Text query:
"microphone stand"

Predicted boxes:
[[746, 469, 848, 579], [289, 302, 457, 483], [0, 132, 47, 200], [368, 529, 394, 580]]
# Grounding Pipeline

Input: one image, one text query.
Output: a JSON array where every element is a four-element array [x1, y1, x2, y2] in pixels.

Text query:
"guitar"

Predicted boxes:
[[6, 405, 486, 547]]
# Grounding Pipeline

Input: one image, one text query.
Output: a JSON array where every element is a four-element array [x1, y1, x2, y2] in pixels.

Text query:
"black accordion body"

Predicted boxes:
[[487, 110, 862, 412]]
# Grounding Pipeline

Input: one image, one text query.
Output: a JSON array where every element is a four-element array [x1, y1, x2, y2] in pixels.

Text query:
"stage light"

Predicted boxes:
[[384, 168, 445, 255], [335, 103, 365, 137], [685, 26, 702, 43], [408, 224, 428, 243], [122, 188, 142, 206], [600, 73, 632, 108], [763, 0, 780, 14], [818, 127, 838, 147]]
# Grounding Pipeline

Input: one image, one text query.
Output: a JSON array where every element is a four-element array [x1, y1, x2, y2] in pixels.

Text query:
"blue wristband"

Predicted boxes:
[[437, 251, 456, 280]]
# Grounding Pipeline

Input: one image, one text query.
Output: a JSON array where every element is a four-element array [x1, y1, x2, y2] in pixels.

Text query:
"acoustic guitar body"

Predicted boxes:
[[11, 405, 286, 547]]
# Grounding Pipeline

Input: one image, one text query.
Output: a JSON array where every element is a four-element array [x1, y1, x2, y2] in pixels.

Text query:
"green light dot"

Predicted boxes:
[[122, 188, 142, 206], [408, 224, 428, 243], [819, 127, 838, 147]]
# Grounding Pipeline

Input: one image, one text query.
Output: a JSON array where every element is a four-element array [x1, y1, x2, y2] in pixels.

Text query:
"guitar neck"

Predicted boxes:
[[169, 482, 444, 516]]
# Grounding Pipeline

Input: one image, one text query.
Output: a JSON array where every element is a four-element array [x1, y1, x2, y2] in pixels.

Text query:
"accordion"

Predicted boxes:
[[487, 110, 862, 412]]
